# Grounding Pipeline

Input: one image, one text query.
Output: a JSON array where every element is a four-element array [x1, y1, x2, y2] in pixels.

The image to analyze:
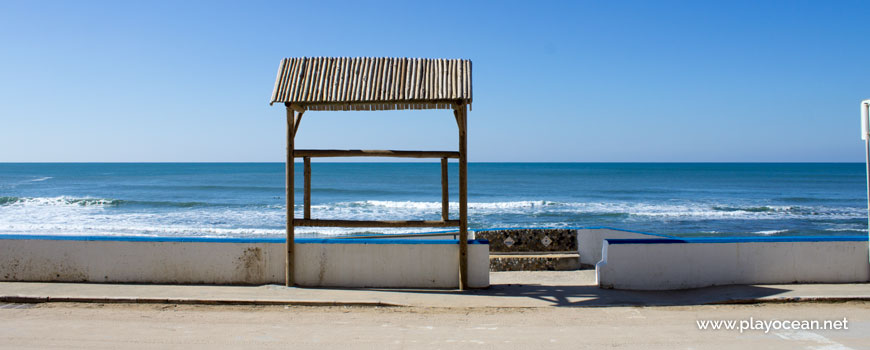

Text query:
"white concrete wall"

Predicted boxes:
[[577, 228, 670, 266], [596, 239, 870, 290], [0, 238, 489, 289]]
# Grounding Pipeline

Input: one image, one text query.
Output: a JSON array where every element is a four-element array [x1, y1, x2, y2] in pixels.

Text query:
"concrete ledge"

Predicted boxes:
[[0, 295, 403, 307], [0, 235, 490, 289], [2, 272, 870, 308], [597, 236, 870, 290], [577, 228, 674, 266]]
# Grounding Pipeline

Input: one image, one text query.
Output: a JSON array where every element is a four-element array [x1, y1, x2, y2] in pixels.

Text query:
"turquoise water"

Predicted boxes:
[[0, 163, 866, 238]]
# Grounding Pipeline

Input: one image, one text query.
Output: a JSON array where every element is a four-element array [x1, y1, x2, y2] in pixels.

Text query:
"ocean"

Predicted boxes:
[[0, 163, 866, 238]]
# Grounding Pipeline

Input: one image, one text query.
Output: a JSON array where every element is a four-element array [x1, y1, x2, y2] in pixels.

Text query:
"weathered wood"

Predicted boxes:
[[271, 59, 287, 103], [287, 103, 304, 113], [447, 59, 452, 98], [285, 107, 296, 287], [450, 59, 456, 99], [273, 57, 474, 290], [295, 219, 460, 228], [283, 58, 294, 102], [304, 157, 311, 220], [342, 232, 460, 239], [382, 58, 391, 101], [317, 58, 329, 102], [271, 57, 472, 110], [362, 59, 371, 101], [402, 58, 409, 100], [468, 60, 472, 106], [351, 58, 360, 101], [454, 59, 459, 99], [294, 149, 459, 158], [331, 57, 340, 102], [421, 59, 427, 99], [285, 99, 464, 111], [340, 57, 349, 102], [371, 58, 380, 101], [303, 58, 314, 102], [392, 58, 399, 100], [373, 58, 382, 101], [411, 58, 419, 99], [441, 157, 449, 221], [437, 59, 443, 99], [359, 58, 367, 101], [453, 103, 466, 133], [291, 58, 305, 102], [288, 108, 303, 138], [457, 102, 468, 290]]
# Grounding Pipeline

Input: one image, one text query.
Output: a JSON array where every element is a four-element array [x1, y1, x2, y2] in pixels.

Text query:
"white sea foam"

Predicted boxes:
[[312, 200, 863, 221], [0, 196, 865, 237], [29, 177, 52, 182], [6, 196, 119, 206], [823, 224, 869, 233], [754, 229, 789, 235]]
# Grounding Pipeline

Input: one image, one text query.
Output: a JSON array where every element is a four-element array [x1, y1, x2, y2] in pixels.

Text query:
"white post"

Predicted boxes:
[[861, 100, 870, 264]]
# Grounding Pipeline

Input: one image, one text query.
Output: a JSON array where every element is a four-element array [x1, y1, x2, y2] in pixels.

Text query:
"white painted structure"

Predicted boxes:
[[861, 99, 870, 264], [596, 237, 870, 290], [0, 236, 489, 289], [576, 228, 671, 266]]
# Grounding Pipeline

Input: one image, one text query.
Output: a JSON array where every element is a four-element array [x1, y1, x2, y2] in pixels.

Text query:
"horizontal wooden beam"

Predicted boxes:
[[285, 103, 306, 114], [286, 99, 470, 108], [294, 149, 459, 159], [339, 232, 460, 239], [294, 219, 460, 228]]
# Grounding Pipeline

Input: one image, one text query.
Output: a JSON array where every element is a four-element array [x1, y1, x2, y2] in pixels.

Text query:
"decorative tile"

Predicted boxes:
[[504, 236, 515, 247], [541, 235, 552, 247], [476, 229, 577, 252]]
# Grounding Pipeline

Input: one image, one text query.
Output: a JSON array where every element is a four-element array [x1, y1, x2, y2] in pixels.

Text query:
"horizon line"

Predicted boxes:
[[0, 161, 864, 164]]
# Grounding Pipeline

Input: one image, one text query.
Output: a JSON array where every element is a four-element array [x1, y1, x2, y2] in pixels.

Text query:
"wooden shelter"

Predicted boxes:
[[270, 57, 473, 289]]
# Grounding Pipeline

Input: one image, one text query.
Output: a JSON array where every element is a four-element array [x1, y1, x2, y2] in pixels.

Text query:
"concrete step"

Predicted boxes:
[[489, 253, 580, 272]]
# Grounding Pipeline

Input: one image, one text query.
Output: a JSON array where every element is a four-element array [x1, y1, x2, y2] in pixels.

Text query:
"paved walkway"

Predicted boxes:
[[3, 301, 869, 349], [2, 271, 869, 308]]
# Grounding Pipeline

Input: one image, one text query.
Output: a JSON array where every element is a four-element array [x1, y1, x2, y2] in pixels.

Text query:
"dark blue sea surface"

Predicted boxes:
[[0, 163, 866, 238]]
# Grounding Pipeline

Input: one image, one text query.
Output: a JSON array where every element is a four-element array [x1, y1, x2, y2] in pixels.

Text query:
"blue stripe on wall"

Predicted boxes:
[[0, 234, 487, 245], [605, 235, 868, 245]]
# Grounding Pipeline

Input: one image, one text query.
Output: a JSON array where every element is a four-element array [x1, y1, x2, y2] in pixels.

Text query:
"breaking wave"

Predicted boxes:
[[0, 197, 864, 238]]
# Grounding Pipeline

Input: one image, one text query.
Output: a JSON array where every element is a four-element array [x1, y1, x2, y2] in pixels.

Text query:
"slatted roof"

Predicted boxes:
[[270, 57, 472, 111]]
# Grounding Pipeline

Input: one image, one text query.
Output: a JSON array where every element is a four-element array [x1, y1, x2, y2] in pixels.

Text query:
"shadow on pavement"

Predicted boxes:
[[366, 283, 791, 307]]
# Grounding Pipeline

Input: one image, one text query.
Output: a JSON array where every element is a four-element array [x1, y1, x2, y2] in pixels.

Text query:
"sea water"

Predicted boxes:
[[0, 163, 865, 238]]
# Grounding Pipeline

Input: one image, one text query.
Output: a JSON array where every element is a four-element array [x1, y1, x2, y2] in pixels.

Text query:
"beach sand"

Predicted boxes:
[[1, 301, 868, 349]]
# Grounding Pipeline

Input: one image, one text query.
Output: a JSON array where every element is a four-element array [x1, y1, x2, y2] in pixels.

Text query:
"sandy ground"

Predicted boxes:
[[1, 301, 869, 349]]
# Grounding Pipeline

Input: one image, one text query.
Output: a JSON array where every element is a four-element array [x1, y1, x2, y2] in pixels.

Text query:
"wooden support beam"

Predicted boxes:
[[293, 111, 304, 138], [303, 157, 311, 220], [441, 157, 449, 221], [294, 219, 460, 228], [285, 107, 296, 287], [287, 103, 306, 113], [294, 149, 459, 158], [453, 102, 466, 134], [456, 102, 469, 290]]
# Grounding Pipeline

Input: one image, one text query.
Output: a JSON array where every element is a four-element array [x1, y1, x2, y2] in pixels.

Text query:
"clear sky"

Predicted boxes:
[[1, 0, 869, 162]]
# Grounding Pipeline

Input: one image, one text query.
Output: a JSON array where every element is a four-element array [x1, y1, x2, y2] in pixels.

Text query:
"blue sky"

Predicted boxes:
[[1, 0, 869, 162]]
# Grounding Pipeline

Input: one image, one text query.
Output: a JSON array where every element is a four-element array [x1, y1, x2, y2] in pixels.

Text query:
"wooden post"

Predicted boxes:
[[304, 157, 311, 219], [285, 106, 296, 287], [441, 157, 449, 221], [456, 102, 468, 290]]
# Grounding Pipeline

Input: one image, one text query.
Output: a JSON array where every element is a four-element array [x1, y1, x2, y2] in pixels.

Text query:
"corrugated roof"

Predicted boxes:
[[270, 57, 472, 111]]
